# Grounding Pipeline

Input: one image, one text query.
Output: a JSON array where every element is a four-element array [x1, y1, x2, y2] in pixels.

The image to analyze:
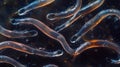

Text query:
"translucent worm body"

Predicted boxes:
[[0, 25, 38, 38], [70, 9, 120, 43], [74, 40, 120, 56], [43, 64, 58, 67], [12, 17, 120, 58], [0, 56, 59, 67], [111, 59, 120, 64], [0, 55, 26, 67], [0, 41, 63, 57], [12, 18, 75, 55], [47, 0, 82, 20], [13, 18, 120, 55], [75, 40, 120, 64], [17, 0, 55, 16], [55, 0, 104, 32]]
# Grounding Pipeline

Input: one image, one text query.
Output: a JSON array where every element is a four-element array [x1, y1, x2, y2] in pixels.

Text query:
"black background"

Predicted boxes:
[[0, 0, 120, 67]]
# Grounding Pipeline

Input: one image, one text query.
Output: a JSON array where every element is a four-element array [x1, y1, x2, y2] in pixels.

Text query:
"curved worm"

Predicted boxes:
[[47, 0, 82, 20], [74, 40, 120, 56], [12, 18, 75, 55], [0, 25, 38, 38], [12, 17, 120, 57], [75, 40, 120, 64], [70, 9, 120, 43], [0, 55, 26, 67], [43, 64, 58, 67], [17, 0, 55, 16], [55, 0, 104, 32], [0, 41, 63, 57], [111, 59, 120, 64], [0, 55, 60, 67]]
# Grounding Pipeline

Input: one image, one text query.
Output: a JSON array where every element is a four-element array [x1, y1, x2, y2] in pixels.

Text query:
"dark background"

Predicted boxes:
[[0, 0, 120, 67]]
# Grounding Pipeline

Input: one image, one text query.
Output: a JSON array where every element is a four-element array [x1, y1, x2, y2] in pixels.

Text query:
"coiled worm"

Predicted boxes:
[[0, 25, 38, 38], [0, 41, 63, 57], [47, 0, 82, 20], [55, 0, 104, 32], [0, 55, 26, 67], [70, 9, 120, 43], [17, 0, 55, 16]]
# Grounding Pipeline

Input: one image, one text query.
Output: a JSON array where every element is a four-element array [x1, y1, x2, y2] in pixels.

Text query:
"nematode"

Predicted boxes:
[[0, 41, 63, 57], [0, 56, 59, 67], [43, 64, 58, 67], [12, 17, 120, 57], [47, 0, 82, 20], [75, 40, 120, 56], [12, 18, 75, 55], [70, 9, 120, 43], [0, 25, 38, 38], [55, 0, 104, 32], [0, 55, 26, 67], [17, 0, 55, 16], [75, 40, 120, 64]]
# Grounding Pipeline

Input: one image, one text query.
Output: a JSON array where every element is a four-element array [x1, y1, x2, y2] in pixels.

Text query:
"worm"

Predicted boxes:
[[17, 0, 55, 16], [75, 40, 120, 64], [0, 56, 59, 67], [70, 9, 120, 43], [0, 55, 26, 67], [0, 25, 38, 38], [47, 0, 82, 20], [12, 18, 75, 55], [0, 41, 63, 57], [12, 17, 120, 57], [55, 0, 104, 32], [43, 64, 58, 67], [75, 40, 120, 56], [111, 59, 120, 64]]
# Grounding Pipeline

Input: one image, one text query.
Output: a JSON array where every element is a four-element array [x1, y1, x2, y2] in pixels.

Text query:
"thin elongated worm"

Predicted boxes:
[[111, 59, 120, 64], [74, 40, 120, 56], [0, 41, 63, 57], [0, 56, 59, 67], [0, 25, 38, 38], [43, 64, 58, 67], [70, 9, 120, 43], [47, 0, 82, 20], [75, 40, 120, 64], [55, 0, 104, 32], [12, 17, 120, 57], [12, 18, 75, 55], [17, 0, 55, 16], [0, 55, 26, 67]]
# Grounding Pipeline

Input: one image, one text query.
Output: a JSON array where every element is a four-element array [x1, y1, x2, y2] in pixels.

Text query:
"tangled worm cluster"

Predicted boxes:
[[0, 0, 120, 67]]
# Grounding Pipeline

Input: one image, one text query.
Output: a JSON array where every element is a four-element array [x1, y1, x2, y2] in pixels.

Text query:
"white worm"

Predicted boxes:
[[70, 9, 120, 43], [17, 0, 55, 16], [0, 55, 26, 67], [0, 25, 38, 38], [47, 0, 82, 20], [55, 0, 104, 32], [0, 41, 63, 57]]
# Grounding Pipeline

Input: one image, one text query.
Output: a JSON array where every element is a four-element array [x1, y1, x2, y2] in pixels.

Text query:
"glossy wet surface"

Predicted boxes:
[[0, 0, 120, 67]]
